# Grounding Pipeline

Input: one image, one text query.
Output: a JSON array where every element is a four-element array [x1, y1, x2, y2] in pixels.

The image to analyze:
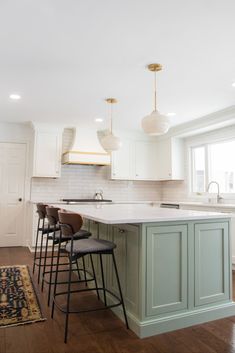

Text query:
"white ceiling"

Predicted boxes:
[[0, 0, 234, 131]]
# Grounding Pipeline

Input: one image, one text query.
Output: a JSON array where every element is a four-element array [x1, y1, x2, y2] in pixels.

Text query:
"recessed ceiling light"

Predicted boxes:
[[167, 112, 176, 117], [9, 94, 21, 100], [95, 118, 103, 123], [232, 82, 235, 87]]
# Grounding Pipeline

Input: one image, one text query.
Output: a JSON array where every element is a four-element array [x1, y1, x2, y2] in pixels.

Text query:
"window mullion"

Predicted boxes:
[[205, 144, 209, 190]]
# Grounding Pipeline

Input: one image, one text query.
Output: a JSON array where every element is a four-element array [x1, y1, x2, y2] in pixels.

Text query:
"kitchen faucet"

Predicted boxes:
[[94, 189, 103, 200], [207, 181, 223, 203]]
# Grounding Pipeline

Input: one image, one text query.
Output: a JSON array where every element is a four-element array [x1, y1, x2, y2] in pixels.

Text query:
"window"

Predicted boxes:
[[191, 139, 235, 193]]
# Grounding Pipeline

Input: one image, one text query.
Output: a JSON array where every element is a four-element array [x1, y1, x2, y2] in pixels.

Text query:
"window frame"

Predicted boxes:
[[189, 137, 235, 197]]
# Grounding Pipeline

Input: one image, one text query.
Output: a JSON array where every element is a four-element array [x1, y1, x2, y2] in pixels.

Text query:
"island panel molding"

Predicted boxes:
[[146, 224, 188, 316]]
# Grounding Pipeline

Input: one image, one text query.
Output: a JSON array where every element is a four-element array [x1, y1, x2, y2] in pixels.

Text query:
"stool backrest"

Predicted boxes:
[[36, 203, 48, 219], [46, 206, 60, 226], [58, 211, 83, 236]]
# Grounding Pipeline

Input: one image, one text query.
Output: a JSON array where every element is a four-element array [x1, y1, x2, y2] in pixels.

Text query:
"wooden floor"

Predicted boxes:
[[1, 247, 235, 353]]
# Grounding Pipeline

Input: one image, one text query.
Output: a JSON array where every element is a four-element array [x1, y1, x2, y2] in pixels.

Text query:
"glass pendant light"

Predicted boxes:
[[142, 63, 170, 136], [99, 98, 121, 152]]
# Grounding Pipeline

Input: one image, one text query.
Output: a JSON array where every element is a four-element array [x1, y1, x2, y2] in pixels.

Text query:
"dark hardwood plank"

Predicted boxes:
[[5, 326, 29, 353], [0, 328, 5, 353]]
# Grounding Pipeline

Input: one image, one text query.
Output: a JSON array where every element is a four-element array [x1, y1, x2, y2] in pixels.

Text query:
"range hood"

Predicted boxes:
[[62, 126, 110, 165]]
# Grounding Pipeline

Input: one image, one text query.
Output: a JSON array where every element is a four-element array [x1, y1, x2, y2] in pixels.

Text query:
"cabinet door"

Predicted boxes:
[[33, 131, 61, 177], [111, 140, 132, 179], [134, 141, 157, 180], [155, 139, 172, 180], [146, 224, 188, 316], [155, 138, 184, 180], [107, 224, 140, 316], [194, 222, 230, 306]]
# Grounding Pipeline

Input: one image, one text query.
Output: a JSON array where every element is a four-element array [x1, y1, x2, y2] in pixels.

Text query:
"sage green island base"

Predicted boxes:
[[54, 204, 235, 338], [82, 218, 235, 338]]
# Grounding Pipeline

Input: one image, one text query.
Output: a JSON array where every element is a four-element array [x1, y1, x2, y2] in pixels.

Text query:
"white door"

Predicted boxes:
[[0, 143, 26, 247]]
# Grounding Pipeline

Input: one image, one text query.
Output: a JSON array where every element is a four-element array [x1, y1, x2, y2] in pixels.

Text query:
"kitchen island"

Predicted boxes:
[[53, 203, 235, 338]]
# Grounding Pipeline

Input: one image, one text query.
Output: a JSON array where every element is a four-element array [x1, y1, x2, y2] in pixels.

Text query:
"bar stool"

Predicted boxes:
[[42, 206, 92, 306], [52, 210, 129, 343], [33, 203, 60, 284]]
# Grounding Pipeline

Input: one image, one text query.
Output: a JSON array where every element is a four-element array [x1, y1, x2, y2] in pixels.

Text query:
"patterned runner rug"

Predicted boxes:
[[0, 265, 45, 327]]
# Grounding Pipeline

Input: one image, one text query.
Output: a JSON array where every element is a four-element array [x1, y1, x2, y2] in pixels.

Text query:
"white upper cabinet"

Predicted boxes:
[[32, 123, 63, 178], [155, 137, 184, 180], [111, 140, 157, 181], [111, 136, 184, 181], [134, 141, 157, 180], [111, 140, 132, 180]]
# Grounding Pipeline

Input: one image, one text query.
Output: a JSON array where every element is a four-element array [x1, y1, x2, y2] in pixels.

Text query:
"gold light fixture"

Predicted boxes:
[[141, 63, 170, 135], [99, 98, 121, 152]]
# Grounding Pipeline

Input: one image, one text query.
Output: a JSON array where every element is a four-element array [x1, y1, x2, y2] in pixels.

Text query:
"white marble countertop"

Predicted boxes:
[[52, 203, 230, 224]]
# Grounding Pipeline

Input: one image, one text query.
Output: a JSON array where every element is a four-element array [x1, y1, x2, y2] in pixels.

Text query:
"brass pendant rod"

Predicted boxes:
[[105, 98, 117, 134], [154, 71, 157, 111], [147, 64, 162, 112], [110, 103, 113, 134]]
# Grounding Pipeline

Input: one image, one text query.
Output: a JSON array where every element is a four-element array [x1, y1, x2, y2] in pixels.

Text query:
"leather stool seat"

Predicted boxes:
[[66, 238, 116, 254]]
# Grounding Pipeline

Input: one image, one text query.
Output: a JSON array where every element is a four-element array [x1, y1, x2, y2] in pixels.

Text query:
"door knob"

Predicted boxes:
[[18, 198, 22, 202]]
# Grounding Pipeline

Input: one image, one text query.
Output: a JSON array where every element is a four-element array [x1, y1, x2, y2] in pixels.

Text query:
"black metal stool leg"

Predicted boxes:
[[41, 226, 50, 291], [75, 259, 81, 280], [64, 239, 74, 343], [51, 231, 62, 319], [47, 227, 56, 306], [111, 251, 129, 329], [90, 254, 100, 300], [99, 254, 107, 306], [37, 219, 45, 284], [82, 256, 87, 286], [33, 218, 40, 274]]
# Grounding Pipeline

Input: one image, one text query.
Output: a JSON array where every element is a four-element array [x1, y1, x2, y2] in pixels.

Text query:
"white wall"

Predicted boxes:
[[0, 122, 32, 142]]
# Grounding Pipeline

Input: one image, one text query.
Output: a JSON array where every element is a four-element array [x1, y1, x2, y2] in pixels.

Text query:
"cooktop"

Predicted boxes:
[[61, 198, 112, 204]]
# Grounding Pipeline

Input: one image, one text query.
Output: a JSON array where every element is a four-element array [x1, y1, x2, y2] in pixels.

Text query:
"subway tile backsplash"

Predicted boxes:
[[31, 164, 163, 202]]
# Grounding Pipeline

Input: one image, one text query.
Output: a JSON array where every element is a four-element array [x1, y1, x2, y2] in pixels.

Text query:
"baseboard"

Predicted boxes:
[[107, 293, 235, 338]]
